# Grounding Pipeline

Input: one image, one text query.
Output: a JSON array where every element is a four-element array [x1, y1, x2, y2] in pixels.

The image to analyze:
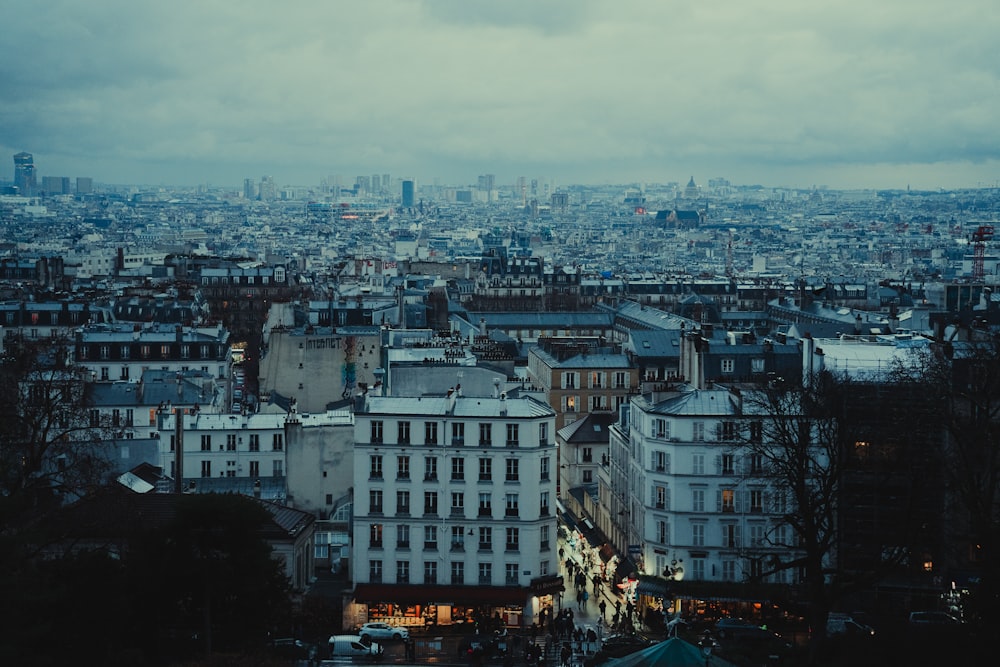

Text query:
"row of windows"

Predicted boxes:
[[647, 451, 766, 475], [648, 486, 787, 514], [367, 525, 550, 553], [192, 459, 283, 477], [80, 343, 220, 360], [368, 454, 550, 483], [371, 421, 548, 447], [655, 521, 791, 551], [183, 433, 283, 452], [367, 489, 551, 517], [367, 558, 549, 585], [650, 419, 763, 443], [560, 371, 632, 390], [559, 394, 628, 413]]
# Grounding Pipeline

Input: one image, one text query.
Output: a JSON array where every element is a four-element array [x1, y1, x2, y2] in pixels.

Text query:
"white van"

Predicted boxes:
[[327, 634, 384, 660]]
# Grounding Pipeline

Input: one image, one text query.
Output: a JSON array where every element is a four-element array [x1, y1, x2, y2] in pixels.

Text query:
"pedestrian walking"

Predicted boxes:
[[582, 589, 589, 609], [599, 599, 607, 619]]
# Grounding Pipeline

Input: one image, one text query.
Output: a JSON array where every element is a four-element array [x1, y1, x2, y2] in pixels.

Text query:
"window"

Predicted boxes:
[[424, 526, 437, 550], [750, 524, 765, 547], [398, 421, 411, 444], [505, 493, 519, 518], [397, 455, 410, 480], [451, 526, 465, 551], [653, 418, 669, 439], [750, 489, 764, 513], [724, 523, 739, 548], [506, 423, 519, 447], [719, 421, 738, 441], [479, 423, 492, 446], [613, 371, 629, 389], [691, 558, 705, 580], [692, 454, 705, 475], [540, 457, 550, 481], [540, 525, 550, 550], [722, 454, 735, 475], [581, 447, 593, 463], [249, 434, 260, 451], [370, 490, 383, 513], [370, 455, 383, 479], [272, 433, 283, 451], [562, 372, 578, 389], [654, 485, 667, 510], [249, 461, 259, 477], [540, 491, 550, 516], [452, 422, 465, 445], [478, 526, 493, 551], [370, 560, 383, 583], [273, 460, 283, 477], [505, 563, 519, 585], [424, 456, 438, 481], [424, 561, 437, 584], [451, 492, 465, 516], [478, 493, 492, 517], [479, 562, 493, 585], [397, 561, 410, 583], [505, 458, 519, 482], [692, 523, 705, 547], [423, 491, 438, 515], [450, 561, 464, 585], [654, 450, 668, 472], [751, 358, 765, 373], [371, 420, 383, 443], [692, 488, 705, 513], [721, 489, 736, 512], [722, 560, 736, 581], [505, 527, 519, 551], [200, 434, 211, 452], [397, 524, 410, 549], [583, 470, 593, 483], [721, 358, 734, 374], [479, 457, 492, 482], [590, 371, 606, 388], [226, 434, 237, 451], [562, 395, 579, 412], [369, 524, 383, 548], [692, 422, 705, 441], [749, 422, 763, 444], [397, 490, 410, 514], [657, 520, 668, 544], [425, 421, 438, 445], [750, 453, 763, 473], [451, 457, 465, 481], [200, 460, 211, 477], [539, 422, 548, 446]]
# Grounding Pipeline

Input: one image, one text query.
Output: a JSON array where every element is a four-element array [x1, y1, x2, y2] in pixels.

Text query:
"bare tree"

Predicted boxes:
[[0, 336, 113, 528]]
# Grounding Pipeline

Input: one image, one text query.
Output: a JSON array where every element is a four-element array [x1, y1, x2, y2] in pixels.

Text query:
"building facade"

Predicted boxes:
[[348, 393, 559, 630]]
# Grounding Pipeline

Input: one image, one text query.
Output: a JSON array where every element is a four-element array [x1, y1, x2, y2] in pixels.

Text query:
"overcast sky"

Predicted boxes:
[[2, 1, 998, 190]]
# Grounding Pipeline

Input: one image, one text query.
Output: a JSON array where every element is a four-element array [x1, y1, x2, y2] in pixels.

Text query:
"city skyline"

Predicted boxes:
[[2, 1, 999, 190]]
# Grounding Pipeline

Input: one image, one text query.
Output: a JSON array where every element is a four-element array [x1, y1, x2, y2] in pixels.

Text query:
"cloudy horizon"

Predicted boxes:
[[2, 1, 999, 191]]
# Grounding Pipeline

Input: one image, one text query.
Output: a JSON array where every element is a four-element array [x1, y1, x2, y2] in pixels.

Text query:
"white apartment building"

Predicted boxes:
[[348, 393, 559, 630], [604, 387, 806, 589]]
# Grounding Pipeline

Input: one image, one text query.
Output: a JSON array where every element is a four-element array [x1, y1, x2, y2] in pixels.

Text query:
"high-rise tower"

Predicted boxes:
[[13, 152, 35, 196], [401, 179, 415, 208]]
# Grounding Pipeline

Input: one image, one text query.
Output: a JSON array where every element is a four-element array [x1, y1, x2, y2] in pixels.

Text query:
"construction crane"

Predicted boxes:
[[972, 225, 994, 281]]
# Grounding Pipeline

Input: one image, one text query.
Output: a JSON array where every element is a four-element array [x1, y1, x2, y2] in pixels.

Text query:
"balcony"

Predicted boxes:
[[478, 508, 492, 518], [505, 509, 519, 518], [424, 474, 438, 482], [450, 542, 465, 552], [370, 541, 383, 549], [478, 543, 492, 552], [451, 437, 465, 446], [478, 440, 491, 448], [423, 541, 437, 550], [450, 507, 465, 517], [397, 541, 410, 550], [505, 440, 519, 448], [505, 544, 519, 552]]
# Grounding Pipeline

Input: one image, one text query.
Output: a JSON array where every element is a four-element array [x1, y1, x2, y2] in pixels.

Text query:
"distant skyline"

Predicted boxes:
[[2, 1, 999, 191]]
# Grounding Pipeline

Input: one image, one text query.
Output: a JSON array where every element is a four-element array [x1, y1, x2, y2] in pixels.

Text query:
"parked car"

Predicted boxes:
[[908, 611, 963, 627], [714, 618, 792, 653], [267, 638, 317, 660], [359, 622, 409, 642], [328, 634, 384, 659], [827, 613, 875, 638]]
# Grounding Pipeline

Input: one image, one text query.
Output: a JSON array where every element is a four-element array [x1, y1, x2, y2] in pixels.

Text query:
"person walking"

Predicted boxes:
[[599, 599, 607, 620]]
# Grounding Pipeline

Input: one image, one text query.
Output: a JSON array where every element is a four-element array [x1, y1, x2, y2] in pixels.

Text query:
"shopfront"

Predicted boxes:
[[348, 584, 528, 632]]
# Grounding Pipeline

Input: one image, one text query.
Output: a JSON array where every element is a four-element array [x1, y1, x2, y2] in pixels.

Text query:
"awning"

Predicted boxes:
[[636, 578, 670, 597], [599, 544, 616, 563], [353, 583, 527, 607]]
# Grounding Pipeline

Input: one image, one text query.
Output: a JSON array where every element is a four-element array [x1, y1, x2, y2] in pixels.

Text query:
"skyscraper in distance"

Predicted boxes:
[[401, 179, 415, 208], [13, 152, 35, 196]]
